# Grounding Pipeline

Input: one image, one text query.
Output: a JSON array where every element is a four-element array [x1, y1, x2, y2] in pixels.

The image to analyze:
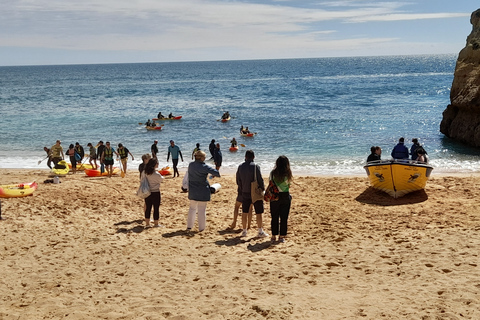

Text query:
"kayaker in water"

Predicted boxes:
[[157, 112, 164, 119], [230, 138, 238, 148], [145, 119, 151, 127], [221, 111, 230, 119], [168, 112, 173, 118]]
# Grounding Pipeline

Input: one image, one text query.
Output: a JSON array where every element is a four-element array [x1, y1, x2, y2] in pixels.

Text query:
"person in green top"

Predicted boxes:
[[101, 141, 119, 177], [117, 143, 134, 174], [268, 155, 293, 243], [50, 140, 64, 166]]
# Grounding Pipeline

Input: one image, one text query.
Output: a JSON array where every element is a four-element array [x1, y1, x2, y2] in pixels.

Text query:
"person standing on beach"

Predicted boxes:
[[75, 142, 85, 163], [213, 143, 222, 171], [43, 146, 53, 169], [87, 143, 97, 169], [151, 140, 159, 159], [118, 143, 134, 174], [96, 141, 105, 171], [142, 158, 164, 228], [391, 137, 409, 160], [236, 150, 269, 238], [50, 140, 64, 166], [191, 143, 201, 160], [167, 140, 183, 178], [209, 139, 216, 160], [101, 141, 119, 177], [186, 150, 220, 232], [65, 144, 77, 174], [268, 155, 293, 243]]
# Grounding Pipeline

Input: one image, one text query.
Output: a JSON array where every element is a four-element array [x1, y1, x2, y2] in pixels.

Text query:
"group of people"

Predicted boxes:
[[44, 140, 134, 177], [156, 112, 176, 119], [367, 137, 428, 163], [139, 148, 293, 242], [240, 125, 251, 135]]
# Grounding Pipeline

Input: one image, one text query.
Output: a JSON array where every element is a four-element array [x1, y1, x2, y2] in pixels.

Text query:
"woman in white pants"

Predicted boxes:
[[187, 151, 220, 231]]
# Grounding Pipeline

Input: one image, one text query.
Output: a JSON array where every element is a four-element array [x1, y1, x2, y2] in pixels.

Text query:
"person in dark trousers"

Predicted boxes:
[[151, 140, 159, 159], [268, 155, 293, 243], [236, 150, 269, 238], [167, 140, 184, 178]]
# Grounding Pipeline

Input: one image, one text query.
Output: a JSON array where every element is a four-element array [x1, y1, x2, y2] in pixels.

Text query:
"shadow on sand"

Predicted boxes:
[[355, 187, 428, 206]]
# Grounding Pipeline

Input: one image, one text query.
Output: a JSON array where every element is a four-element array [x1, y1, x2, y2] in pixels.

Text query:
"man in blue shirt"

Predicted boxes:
[[391, 137, 409, 160], [167, 140, 184, 177]]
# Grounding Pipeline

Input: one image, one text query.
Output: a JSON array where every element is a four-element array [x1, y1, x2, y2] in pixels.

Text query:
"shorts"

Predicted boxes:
[[241, 192, 264, 214], [121, 158, 128, 164], [104, 159, 114, 166]]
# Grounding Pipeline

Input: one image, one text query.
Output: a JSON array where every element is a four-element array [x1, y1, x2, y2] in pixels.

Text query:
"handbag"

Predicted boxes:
[[264, 179, 279, 202], [136, 173, 151, 199], [250, 164, 264, 203]]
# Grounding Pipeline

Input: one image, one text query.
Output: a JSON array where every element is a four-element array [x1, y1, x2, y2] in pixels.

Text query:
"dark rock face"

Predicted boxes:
[[440, 9, 480, 146]]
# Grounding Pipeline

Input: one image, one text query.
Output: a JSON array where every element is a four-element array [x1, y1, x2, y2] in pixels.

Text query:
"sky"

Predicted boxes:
[[0, 0, 478, 66]]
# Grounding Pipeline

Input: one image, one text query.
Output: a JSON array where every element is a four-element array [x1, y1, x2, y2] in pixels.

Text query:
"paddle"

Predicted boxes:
[[240, 144, 246, 147], [119, 158, 125, 178], [37, 156, 49, 165]]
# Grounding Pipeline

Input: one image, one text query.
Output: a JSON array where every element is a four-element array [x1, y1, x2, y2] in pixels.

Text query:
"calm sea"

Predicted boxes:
[[1, 54, 479, 175]]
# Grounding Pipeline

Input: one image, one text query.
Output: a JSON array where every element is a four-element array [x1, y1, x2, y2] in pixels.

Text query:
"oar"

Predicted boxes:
[[240, 144, 246, 147], [37, 156, 49, 165]]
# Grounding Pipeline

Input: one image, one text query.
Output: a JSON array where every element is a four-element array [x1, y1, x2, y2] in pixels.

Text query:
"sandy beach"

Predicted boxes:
[[1, 168, 479, 319]]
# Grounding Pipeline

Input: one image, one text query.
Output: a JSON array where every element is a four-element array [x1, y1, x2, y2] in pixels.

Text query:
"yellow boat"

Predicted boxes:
[[0, 182, 38, 198], [364, 160, 433, 198]]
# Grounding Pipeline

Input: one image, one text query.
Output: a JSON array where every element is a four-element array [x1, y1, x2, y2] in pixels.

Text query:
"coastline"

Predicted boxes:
[[1, 168, 480, 319]]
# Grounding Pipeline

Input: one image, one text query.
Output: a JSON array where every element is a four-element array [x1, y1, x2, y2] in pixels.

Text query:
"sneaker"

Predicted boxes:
[[279, 237, 286, 243], [241, 229, 247, 237], [257, 230, 269, 238]]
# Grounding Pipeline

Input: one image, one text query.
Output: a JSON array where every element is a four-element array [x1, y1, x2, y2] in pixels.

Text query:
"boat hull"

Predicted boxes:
[[364, 161, 433, 198]]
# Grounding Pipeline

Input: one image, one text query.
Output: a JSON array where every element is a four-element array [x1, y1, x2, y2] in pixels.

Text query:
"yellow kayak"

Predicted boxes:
[[0, 182, 38, 198], [51, 160, 70, 176]]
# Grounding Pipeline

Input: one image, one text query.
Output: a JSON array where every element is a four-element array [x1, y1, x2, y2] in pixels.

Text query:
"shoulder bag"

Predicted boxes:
[[251, 164, 264, 203]]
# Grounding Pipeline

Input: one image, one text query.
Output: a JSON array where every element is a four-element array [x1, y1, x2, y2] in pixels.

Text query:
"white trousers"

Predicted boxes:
[[187, 200, 208, 231]]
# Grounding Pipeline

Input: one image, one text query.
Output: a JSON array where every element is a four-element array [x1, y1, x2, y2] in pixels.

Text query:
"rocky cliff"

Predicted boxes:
[[440, 8, 480, 146]]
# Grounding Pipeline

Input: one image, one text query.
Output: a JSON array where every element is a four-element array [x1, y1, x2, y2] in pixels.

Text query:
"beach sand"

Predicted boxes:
[[1, 168, 479, 319]]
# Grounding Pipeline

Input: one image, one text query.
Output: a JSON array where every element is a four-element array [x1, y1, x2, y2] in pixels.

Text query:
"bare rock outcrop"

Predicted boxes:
[[440, 8, 480, 146]]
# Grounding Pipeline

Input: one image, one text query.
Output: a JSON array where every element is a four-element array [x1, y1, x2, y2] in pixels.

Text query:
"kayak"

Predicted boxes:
[[0, 182, 38, 198], [240, 132, 255, 137], [85, 167, 120, 177], [159, 166, 172, 176], [68, 163, 96, 171], [146, 126, 163, 131], [51, 160, 70, 176], [153, 116, 182, 120], [221, 116, 231, 122], [229, 146, 239, 152]]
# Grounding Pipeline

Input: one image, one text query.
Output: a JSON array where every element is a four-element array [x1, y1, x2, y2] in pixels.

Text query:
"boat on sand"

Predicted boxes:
[[364, 160, 433, 198]]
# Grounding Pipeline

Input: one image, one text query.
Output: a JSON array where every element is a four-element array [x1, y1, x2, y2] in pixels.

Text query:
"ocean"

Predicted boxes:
[[1, 54, 479, 175]]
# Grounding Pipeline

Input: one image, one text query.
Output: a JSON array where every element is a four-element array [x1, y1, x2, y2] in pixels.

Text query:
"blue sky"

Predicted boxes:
[[0, 0, 477, 66]]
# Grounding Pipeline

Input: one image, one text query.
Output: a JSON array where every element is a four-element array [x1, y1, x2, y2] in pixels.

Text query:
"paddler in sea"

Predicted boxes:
[[157, 112, 164, 119], [230, 138, 238, 148], [117, 143, 134, 174], [101, 141, 119, 177]]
